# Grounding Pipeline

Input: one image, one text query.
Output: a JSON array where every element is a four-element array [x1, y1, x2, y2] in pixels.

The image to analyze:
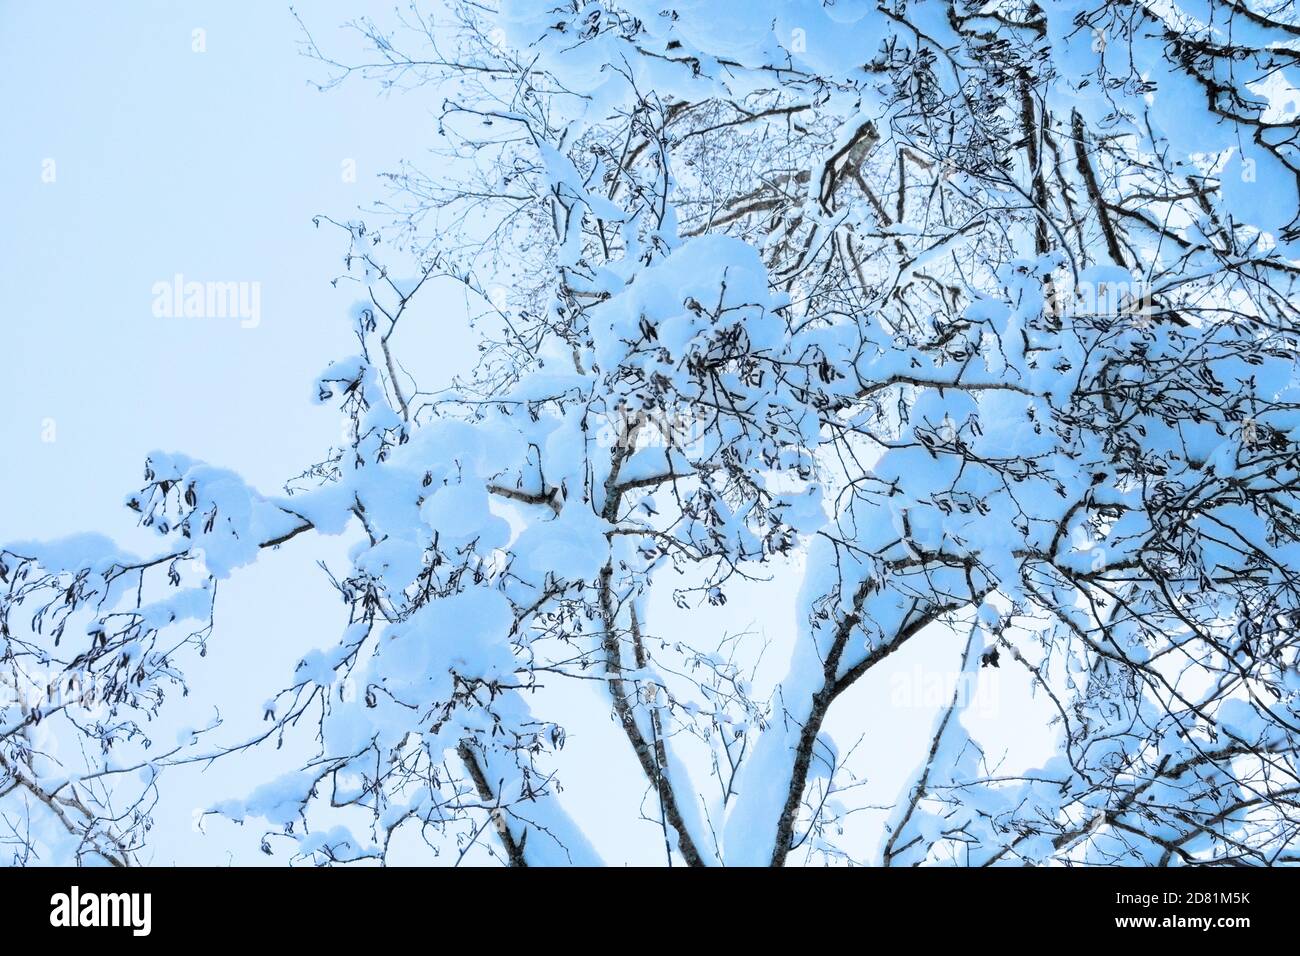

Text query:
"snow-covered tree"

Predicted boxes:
[[7, 0, 1300, 865]]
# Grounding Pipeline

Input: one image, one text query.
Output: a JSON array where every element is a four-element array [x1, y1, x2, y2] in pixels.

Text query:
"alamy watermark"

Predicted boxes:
[[152, 274, 261, 328], [50, 886, 151, 936], [890, 664, 999, 719], [1071, 272, 1155, 329], [594, 401, 713, 453], [1, 664, 115, 720]]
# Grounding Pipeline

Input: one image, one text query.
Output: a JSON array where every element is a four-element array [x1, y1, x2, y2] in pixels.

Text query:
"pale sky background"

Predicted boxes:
[[0, 0, 478, 864], [0, 0, 1048, 865]]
